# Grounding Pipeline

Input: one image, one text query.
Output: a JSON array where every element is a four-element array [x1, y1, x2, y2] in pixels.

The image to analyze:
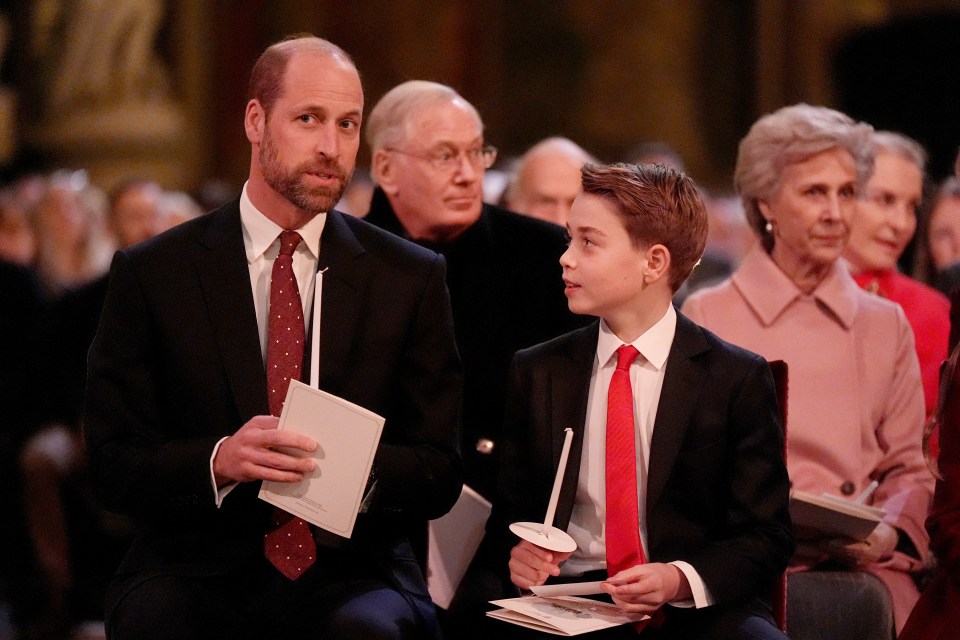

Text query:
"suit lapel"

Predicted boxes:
[[646, 313, 711, 512], [315, 211, 366, 393], [194, 203, 269, 421], [548, 324, 598, 530]]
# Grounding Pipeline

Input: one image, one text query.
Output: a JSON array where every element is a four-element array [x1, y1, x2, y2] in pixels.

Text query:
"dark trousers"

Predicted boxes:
[[105, 544, 434, 640]]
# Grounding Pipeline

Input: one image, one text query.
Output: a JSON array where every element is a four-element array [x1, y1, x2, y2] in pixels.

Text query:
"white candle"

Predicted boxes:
[[542, 427, 574, 537], [310, 268, 326, 389]]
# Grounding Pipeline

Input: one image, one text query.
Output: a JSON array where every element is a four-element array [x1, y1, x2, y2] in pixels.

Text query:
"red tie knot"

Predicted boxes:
[[615, 344, 640, 371], [278, 230, 303, 257]]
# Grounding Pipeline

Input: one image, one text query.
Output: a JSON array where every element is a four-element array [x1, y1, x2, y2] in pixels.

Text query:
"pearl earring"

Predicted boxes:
[[765, 220, 773, 233]]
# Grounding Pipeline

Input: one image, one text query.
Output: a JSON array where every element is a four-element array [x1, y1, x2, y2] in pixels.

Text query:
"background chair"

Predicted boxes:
[[768, 359, 788, 633]]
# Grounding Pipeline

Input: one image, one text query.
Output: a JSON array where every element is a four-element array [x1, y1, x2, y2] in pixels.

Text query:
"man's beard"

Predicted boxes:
[[260, 127, 352, 215]]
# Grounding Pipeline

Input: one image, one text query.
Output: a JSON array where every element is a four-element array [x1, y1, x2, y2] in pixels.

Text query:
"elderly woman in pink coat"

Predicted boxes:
[[682, 104, 932, 639]]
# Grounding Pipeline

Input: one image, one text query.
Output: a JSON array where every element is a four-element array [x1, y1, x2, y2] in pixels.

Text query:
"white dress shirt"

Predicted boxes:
[[209, 183, 326, 505], [561, 305, 714, 608]]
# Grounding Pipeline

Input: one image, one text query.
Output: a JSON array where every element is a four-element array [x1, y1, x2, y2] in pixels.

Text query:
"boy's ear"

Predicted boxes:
[[643, 244, 671, 285]]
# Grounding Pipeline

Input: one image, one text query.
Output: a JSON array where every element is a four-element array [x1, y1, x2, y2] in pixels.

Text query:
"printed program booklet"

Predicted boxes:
[[427, 485, 492, 609], [259, 380, 384, 539], [789, 489, 885, 542], [487, 595, 647, 636]]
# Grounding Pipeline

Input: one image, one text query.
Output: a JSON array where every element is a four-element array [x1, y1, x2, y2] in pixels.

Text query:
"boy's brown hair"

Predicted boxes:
[[581, 162, 708, 291]]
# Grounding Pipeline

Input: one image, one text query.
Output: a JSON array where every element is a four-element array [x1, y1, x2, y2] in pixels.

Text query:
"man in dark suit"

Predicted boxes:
[[364, 81, 587, 503], [83, 36, 462, 640], [488, 163, 793, 638]]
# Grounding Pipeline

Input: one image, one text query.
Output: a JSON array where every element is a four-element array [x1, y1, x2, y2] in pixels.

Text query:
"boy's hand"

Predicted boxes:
[[602, 563, 691, 613], [508, 540, 574, 590]]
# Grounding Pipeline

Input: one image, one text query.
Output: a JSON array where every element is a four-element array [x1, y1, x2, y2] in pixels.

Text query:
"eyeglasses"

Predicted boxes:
[[386, 145, 498, 172]]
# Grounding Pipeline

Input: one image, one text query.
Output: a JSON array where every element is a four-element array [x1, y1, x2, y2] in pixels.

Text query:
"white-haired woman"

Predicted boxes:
[[682, 104, 931, 638]]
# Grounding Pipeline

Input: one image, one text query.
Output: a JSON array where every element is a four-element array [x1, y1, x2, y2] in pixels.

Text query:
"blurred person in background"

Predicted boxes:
[[27, 170, 109, 299], [843, 131, 949, 421], [17, 177, 165, 639], [502, 136, 595, 226], [0, 190, 36, 266], [0, 251, 46, 640], [899, 139, 960, 640], [158, 188, 205, 231], [914, 176, 960, 297]]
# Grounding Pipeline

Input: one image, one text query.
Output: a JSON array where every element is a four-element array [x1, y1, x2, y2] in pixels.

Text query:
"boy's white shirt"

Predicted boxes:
[[562, 305, 715, 608]]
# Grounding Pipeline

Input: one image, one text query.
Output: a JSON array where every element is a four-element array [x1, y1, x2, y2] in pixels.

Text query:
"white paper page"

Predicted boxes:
[[487, 596, 646, 636], [531, 581, 605, 597], [259, 380, 384, 538], [486, 608, 572, 636], [427, 484, 492, 609]]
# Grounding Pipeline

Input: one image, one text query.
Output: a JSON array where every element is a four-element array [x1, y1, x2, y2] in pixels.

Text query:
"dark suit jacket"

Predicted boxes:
[[83, 198, 462, 625], [488, 313, 793, 611], [365, 188, 588, 500]]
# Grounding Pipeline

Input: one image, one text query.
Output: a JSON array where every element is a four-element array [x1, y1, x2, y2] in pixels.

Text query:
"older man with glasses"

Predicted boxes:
[[364, 80, 588, 637]]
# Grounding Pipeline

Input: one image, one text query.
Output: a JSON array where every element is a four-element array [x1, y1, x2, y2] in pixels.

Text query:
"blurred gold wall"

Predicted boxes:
[[3, 0, 959, 196]]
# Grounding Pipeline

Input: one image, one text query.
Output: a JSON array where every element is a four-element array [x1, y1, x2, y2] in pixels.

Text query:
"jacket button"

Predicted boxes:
[[840, 481, 856, 496], [475, 438, 495, 454]]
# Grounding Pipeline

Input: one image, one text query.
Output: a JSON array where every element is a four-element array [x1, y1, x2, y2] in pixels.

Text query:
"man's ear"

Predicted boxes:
[[244, 99, 265, 145], [643, 244, 672, 285], [372, 149, 398, 195]]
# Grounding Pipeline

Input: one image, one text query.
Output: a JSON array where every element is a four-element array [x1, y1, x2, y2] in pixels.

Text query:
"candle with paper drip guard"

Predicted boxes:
[[509, 427, 577, 552]]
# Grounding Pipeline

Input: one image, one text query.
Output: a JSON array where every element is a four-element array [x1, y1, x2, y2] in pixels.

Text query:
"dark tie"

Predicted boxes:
[[606, 344, 660, 631], [263, 230, 316, 580]]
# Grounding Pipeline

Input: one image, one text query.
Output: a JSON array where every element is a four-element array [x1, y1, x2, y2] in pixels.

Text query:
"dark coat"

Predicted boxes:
[[364, 188, 588, 499]]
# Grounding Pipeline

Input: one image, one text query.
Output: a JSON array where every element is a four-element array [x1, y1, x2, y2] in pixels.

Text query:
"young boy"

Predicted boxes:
[[489, 163, 794, 638]]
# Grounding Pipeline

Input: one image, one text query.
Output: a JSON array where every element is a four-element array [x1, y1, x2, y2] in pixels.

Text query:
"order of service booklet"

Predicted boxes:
[[789, 489, 885, 542], [487, 595, 647, 636], [259, 379, 384, 539], [427, 485, 492, 609]]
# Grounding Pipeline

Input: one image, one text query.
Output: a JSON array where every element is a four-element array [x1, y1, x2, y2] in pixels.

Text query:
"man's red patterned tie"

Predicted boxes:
[[263, 230, 316, 580]]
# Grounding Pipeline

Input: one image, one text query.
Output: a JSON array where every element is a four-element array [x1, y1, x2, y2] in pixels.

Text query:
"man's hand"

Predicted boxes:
[[508, 540, 574, 590], [602, 563, 691, 614], [212, 415, 317, 487], [826, 521, 898, 567]]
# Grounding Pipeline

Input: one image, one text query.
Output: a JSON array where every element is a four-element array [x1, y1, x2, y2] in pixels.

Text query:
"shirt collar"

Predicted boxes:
[[597, 304, 677, 370], [732, 245, 859, 330], [239, 182, 325, 262]]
